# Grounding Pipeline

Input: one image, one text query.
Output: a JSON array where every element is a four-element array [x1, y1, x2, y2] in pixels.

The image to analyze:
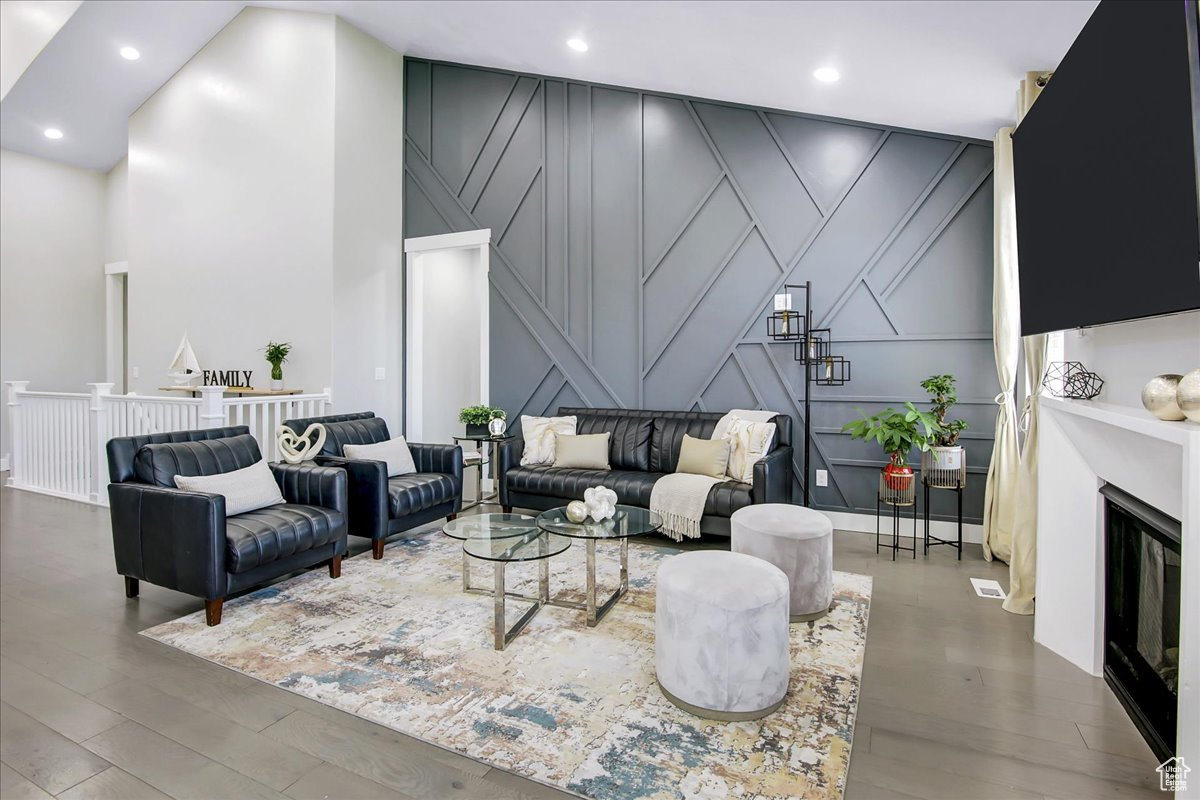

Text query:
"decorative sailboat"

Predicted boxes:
[[167, 333, 202, 385]]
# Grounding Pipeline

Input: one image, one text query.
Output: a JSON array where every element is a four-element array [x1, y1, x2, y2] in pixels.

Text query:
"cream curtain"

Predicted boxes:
[[981, 126, 1020, 563], [1001, 72, 1050, 613]]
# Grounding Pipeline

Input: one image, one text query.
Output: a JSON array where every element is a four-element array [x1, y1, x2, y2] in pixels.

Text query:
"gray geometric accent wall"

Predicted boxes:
[[404, 59, 996, 522]]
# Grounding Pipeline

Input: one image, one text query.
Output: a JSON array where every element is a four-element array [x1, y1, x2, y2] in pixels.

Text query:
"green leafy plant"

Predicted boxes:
[[841, 402, 940, 467], [920, 374, 968, 447], [262, 341, 291, 381], [458, 405, 506, 426]]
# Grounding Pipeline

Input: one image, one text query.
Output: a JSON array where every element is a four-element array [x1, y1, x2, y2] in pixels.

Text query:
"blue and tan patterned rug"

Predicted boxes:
[[142, 532, 871, 799]]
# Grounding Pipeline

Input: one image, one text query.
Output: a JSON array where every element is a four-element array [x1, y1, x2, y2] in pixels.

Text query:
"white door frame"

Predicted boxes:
[[403, 230, 491, 442], [104, 261, 129, 393]]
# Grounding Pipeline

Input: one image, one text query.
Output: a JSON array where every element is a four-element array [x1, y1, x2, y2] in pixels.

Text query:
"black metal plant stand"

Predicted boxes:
[[765, 282, 851, 506], [876, 471, 917, 560], [920, 449, 966, 559]]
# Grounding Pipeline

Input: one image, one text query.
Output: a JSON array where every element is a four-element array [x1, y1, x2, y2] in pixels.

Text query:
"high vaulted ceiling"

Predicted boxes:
[[1, 0, 1098, 173]]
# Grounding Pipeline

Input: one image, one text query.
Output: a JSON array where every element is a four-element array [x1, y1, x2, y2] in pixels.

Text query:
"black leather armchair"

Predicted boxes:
[[107, 427, 348, 625], [496, 407, 793, 536], [282, 413, 463, 558]]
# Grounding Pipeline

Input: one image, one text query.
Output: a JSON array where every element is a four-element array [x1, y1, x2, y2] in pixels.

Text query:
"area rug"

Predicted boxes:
[[142, 532, 872, 800]]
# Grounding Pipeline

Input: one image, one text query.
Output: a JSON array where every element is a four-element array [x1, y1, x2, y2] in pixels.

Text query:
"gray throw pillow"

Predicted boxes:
[[174, 459, 286, 516], [552, 432, 611, 469]]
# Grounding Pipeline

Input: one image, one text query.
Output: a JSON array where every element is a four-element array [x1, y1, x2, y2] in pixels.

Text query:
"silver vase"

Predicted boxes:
[[1141, 374, 1185, 421], [1177, 368, 1200, 423]]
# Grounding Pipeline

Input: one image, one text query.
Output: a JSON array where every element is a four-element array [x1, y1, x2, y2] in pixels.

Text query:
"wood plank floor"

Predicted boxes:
[[0, 485, 1162, 799]]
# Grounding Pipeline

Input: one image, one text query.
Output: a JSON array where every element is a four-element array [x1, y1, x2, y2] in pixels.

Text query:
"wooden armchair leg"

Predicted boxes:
[[502, 505, 512, 514], [447, 513, 457, 522], [372, 539, 385, 559], [329, 555, 342, 579], [124, 577, 139, 598], [204, 598, 224, 626]]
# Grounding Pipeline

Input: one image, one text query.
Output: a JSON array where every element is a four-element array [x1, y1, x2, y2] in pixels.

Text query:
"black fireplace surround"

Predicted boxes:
[[1102, 483, 1181, 762]]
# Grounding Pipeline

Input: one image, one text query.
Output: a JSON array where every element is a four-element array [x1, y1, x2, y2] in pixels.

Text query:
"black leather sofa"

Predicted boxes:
[[107, 426, 348, 626], [497, 407, 793, 536], [282, 412, 463, 558]]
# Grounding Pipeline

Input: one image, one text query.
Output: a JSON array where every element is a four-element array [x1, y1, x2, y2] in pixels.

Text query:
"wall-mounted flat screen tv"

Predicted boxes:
[[1013, 0, 1200, 336]]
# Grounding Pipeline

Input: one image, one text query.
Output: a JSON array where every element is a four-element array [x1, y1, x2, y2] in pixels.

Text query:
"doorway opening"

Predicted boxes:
[[105, 262, 128, 393]]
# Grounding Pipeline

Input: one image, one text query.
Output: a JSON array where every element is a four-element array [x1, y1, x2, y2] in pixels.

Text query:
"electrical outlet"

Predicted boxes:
[[132, 366, 140, 379], [815, 469, 828, 487], [374, 367, 385, 380]]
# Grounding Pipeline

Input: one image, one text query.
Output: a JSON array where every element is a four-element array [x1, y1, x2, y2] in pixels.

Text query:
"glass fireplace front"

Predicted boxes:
[[1102, 483, 1181, 762]]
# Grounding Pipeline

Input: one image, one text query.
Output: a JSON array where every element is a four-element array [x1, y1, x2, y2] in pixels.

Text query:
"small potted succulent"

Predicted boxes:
[[262, 341, 291, 390], [842, 402, 940, 490], [458, 405, 507, 437], [920, 374, 968, 472]]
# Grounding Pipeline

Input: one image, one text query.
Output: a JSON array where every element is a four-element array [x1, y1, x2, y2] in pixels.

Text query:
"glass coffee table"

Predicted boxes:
[[536, 505, 663, 627], [443, 513, 540, 595]]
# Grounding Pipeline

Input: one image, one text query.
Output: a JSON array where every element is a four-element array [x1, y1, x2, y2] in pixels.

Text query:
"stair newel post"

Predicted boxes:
[[5, 381, 30, 486], [87, 382, 115, 502], [198, 386, 226, 430]]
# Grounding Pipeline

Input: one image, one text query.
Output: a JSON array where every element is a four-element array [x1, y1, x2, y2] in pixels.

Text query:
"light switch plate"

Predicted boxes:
[[374, 368, 385, 380], [815, 469, 828, 487], [132, 366, 140, 379]]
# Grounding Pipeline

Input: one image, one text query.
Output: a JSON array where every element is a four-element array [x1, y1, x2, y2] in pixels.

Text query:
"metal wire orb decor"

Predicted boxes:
[[1043, 361, 1104, 400]]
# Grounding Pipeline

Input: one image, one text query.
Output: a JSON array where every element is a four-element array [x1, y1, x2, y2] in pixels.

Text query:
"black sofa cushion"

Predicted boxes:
[[650, 416, 720, 473], [387, 474, 459, 518], [134, 433, 263, 488], [572, 413, 653, 471], [505, 465, 752, 516], [225, 504, 345, 574]]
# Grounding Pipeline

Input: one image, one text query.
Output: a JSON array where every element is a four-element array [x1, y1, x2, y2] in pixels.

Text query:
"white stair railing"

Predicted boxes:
[[4, 382, 333, 505]]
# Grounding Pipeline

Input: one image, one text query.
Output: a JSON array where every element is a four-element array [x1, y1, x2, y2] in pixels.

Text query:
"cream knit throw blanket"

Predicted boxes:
[[651, 409, 780, 541]]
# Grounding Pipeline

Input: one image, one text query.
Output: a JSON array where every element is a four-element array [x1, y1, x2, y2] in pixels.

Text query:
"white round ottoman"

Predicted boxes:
[[731, 503, 833, 622], [655, 550, 790, 720]]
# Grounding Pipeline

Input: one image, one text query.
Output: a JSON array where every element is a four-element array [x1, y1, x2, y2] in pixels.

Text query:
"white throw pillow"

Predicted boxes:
[[174, 459, 286, 516], [344, 437, 417, 477], [520, 415, 577, 466], [722, 418, 777, 483]]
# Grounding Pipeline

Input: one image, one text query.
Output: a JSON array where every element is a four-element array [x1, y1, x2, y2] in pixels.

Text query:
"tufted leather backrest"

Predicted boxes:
[[563, 408, 654, 471], [558, 407, 791, 474], [282, 412, 387, 456], [133, 433, 263, 487], [107, 426, 251, 484]]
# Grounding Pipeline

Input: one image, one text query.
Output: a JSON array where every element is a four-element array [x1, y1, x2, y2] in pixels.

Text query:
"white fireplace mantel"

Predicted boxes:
[[1036, 397, 1199, 786]]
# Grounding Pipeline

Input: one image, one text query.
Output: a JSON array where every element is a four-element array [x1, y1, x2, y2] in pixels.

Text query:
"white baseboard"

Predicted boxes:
[[822, 509, 984, 545]]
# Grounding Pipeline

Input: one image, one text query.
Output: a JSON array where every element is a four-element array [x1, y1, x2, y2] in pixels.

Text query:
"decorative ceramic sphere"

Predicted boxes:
[[1177, 368, 1200, 423], [488, 417, 507, 436], [565, 500, 588, 523], [1141, 374, 1186, 421]]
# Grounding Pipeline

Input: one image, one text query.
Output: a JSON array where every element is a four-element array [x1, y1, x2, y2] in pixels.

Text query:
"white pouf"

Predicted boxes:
[[731, 503, 833, 622], [655, 550, 790, 720]]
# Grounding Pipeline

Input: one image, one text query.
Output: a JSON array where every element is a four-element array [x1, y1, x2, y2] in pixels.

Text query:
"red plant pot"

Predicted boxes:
[[883, 463, 914, 491]]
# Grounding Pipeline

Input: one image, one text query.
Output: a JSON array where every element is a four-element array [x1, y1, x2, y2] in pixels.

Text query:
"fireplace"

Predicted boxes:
[[1102, 483, 1181, 762]]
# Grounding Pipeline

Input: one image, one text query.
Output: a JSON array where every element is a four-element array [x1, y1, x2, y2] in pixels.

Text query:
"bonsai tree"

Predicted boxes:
[[920, 374, 968, 447], [842, 402, 940, 478], [263, 341, 291, 382], [458, 405, 506, 426]]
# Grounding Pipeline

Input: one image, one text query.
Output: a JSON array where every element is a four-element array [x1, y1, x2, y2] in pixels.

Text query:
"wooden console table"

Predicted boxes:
[[157, 386, 305, 398]]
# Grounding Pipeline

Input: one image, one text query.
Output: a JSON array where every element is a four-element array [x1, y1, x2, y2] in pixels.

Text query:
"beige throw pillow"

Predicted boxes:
[[675, 434, 731, 479], [174, 459, 286, 516], [520, 415, 577, 466], [553, 432, 611, 469], [723, 418, 777, 483], [344, 437, 417, 477]]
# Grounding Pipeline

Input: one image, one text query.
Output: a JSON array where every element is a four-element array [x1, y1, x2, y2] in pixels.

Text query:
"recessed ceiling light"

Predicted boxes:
[[567, 38, 589, 53], [813, 67, 840, 83], [43, 128, 63, 140], [120, 46, 140, 60]]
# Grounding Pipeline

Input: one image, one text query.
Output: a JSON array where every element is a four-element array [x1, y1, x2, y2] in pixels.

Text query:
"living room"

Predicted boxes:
[[1, 1, 1198, 798]]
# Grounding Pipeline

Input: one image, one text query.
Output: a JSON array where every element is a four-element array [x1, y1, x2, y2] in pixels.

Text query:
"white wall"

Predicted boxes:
[[0, 148, 106, 457], [0, 0, 80, 99], [104, 156, 127, 264], [1064, 311, 1200, 408], [331, 18, 404, 431], [126, 7, 335, 396]]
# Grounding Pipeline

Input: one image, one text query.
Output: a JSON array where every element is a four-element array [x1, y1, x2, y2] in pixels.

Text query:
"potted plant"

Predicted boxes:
[[459, 405, 506, 437], [263, 341, 291, 390], [920, 374, 968, 471], [842, 402, 940, 490]]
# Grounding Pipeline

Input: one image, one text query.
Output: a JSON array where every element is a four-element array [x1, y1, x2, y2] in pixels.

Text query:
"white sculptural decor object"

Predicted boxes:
[[167, 333, 202, 385], [277, 423, 326, 464], [584, 486, 617, 522]]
